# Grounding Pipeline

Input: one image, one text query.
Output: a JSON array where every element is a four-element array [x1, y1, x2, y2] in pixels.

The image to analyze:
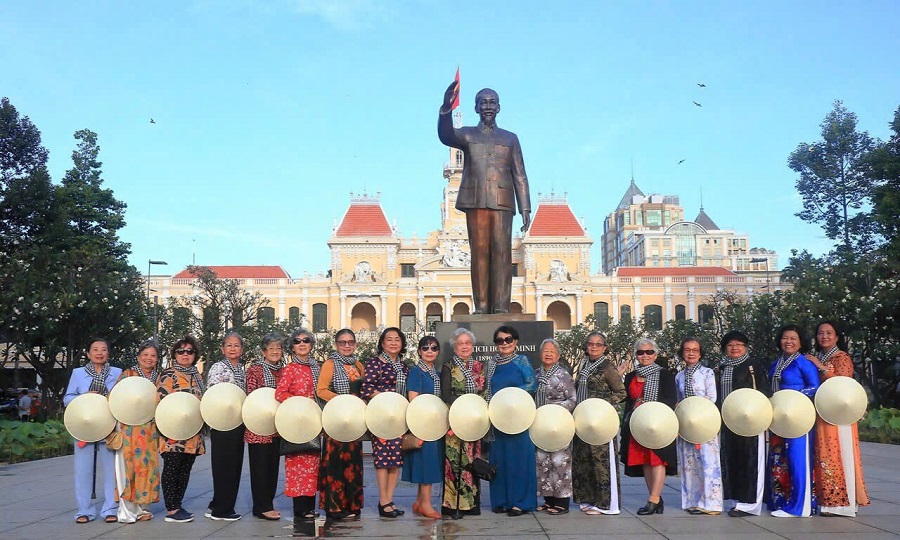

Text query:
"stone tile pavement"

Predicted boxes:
[[0, 442, 897, 539]]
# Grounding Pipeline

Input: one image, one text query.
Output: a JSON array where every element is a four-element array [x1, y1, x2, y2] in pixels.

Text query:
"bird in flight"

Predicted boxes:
[[697, 83, 706, 88], [678, 159, 685, 165], [693, 101, 702, 107], [150, 118, 156, 124]]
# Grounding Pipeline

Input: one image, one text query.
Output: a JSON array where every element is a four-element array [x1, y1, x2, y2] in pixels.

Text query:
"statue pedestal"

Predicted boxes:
[[434, 315, 554, 370]]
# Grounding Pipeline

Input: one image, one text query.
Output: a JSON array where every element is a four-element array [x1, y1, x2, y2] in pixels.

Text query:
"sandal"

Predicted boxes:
[[137, 513, 152, 521], [547, 506, 569, 515], [301, 511, 319, 520], [76, 515, 90, 524], [585, 509, 604, 515], [105, 515, 118, 523]]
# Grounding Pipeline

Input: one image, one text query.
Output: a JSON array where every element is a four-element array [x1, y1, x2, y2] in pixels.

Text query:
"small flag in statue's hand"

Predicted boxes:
[[451, 67, 460, 110]]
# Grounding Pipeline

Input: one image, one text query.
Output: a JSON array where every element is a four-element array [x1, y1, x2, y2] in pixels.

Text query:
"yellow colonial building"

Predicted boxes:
[[147, 149, 782, 333]]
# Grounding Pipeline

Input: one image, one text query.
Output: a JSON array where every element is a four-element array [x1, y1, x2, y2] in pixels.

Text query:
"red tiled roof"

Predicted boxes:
[[528, 204, 585, 236], [335, 203, 393, 237], [616, 267, 736, 277], [172, 266, 290, 279]]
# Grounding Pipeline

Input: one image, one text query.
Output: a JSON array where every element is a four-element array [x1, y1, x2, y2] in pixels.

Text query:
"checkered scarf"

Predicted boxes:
[[772, 352, 800, 392], [634, 362, 662, 403], [681, 363, 701, 398], [132, 364, 159, 384], [485, 352, 517, 403], [452, 355, 477, 395], [417, 360, 441, 397], [817, 346, 840, 365], [536, 362, 562, 407], [291, 354, 320, 394], [718, 352, 749, 399], [255, 359, 283, 389], [174, 364, 205, 394], [381, 352, 407, 395], [86, 363, 111, 396], [575, 355, 607, 404], [219, 359, 246, 392], [329, 352, 358, 395]]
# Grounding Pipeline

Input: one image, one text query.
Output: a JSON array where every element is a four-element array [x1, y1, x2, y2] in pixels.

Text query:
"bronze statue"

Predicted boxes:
[[438, 82, 531, 314]]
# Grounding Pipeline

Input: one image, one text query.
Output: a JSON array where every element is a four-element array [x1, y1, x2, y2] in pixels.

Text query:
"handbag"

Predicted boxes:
[[464, 457, 497, 482], [279, 436, 321, 456], [104, 430, 123, 451], [401, 432, 423, 452]]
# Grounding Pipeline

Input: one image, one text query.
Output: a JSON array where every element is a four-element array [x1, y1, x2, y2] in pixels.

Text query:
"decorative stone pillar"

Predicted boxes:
[[687, 288, 696, 322], [380, 295, 388, 326], [575, 292, 583, 324], [340, 294, 347, 329]]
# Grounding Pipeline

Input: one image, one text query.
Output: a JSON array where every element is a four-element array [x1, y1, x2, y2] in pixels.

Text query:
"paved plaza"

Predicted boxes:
[[1, 442, 897, 539]]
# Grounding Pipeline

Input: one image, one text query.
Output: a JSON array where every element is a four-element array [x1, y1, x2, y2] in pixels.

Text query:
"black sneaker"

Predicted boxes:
[[209, 512, 242, 521], [165, 509, 194, 523]]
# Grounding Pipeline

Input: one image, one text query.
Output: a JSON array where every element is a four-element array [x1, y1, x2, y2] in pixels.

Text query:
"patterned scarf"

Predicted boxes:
[[634, 362, 662, 403], [682, 362, 701, 398], [381, 352, 407, 395], [772, 352, 800, 392], [291, 354, 320, 392], [536, 362, 562, 407], [86, 363, 111, 396], [718, 352, 749, 399], [174, 364, 205, 394], [256, 359, 283, 389], [132, 364, 159, 384], [329, 351, 358, 395], [220, 359, 246, 392], [575, 355, 607, 404], [484, 352, 517, 403], [817, 346, 840, 366], [417, 360, 441, 397], [452, 355, 477, 395]]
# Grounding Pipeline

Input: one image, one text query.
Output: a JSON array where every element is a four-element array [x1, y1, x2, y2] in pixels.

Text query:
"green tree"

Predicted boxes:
[[788, 100, 877, 253], [0, 97, 49, 189], [868, 106, 900, 259]]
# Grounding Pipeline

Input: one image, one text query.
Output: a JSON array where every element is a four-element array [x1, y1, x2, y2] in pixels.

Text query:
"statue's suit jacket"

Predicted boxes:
[[438, 111, 531, 216]]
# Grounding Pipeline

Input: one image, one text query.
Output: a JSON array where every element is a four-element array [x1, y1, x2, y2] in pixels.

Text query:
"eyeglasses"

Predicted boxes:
[[293, 337, 312, 344], [587, 342, 607, 347], [175, 348, 195, 355], [335, 340, 356, 347], [420, 345, 439, 352], [635, 349, 655, 356], [682, 348, 701, 354], [494, 336, 516, 345]]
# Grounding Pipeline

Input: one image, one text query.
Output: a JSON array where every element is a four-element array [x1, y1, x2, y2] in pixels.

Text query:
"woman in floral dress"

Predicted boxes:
[[115, 340, 161, 523], [675, 337, 723, 515], [360, 327, 409, 518], [534, 338, 576, 515], [440, 327, 486, 516], [275, 328, 321, 520]]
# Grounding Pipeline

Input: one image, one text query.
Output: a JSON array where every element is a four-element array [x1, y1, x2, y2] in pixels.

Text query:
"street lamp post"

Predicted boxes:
[[749, 257, 770, 291], [148, 260, 168, 340]]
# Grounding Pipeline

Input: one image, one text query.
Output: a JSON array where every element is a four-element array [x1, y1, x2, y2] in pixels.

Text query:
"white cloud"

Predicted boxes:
[[295, 0, 386, 30]]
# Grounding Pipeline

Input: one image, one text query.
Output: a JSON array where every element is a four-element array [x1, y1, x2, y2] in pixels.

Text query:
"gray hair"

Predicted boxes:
[[449, 327, 477, 349], [539, 338, 561, 356], [222, 331, 244, 347], [633, 337, 659, 353], [289, 328, 316, 349], [261, 332, 284, 350], [137, 339, 160, 357]]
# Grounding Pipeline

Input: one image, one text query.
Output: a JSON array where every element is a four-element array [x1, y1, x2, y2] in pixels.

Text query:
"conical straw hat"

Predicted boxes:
[[675, 396, 721, 444], [573, 398, 619, 445], [488, 387, 536, 435], [406, 393, 449, 442], [108, 376, 158, 426], [448, 393, 490, 442], [815, 376, 867, 426], [769, 389, 816, 438], [274, 396, 322, 443], [630, 401, 678, 449], [242, 387, 279, 436], [365, 391, 409, 440], [155, 391, 203, 440], [721, 388, 772, 437], [321, 394, 367, 442], [529, 404, 576, 452], [64, 393, 117, 443], [200, 382, 246, 431]]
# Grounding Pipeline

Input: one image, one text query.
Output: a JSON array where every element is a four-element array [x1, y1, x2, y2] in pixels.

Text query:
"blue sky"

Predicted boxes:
[[3, 0, 898, 277]]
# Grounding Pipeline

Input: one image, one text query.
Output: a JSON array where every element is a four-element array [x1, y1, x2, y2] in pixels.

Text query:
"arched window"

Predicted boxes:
[[399, 302, 416, 333], [425, 302, 443, 332], [644, 304, 663, 331], [258, 306, 275, 322], [288, 306, 301, 325], [312, 303, 328, 332], [593, 301, 609, 329], [698, 304, 715, 325], [547, 301, 572, 330], [675, 304, 686, 320], [620, 304, 632, 321]]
